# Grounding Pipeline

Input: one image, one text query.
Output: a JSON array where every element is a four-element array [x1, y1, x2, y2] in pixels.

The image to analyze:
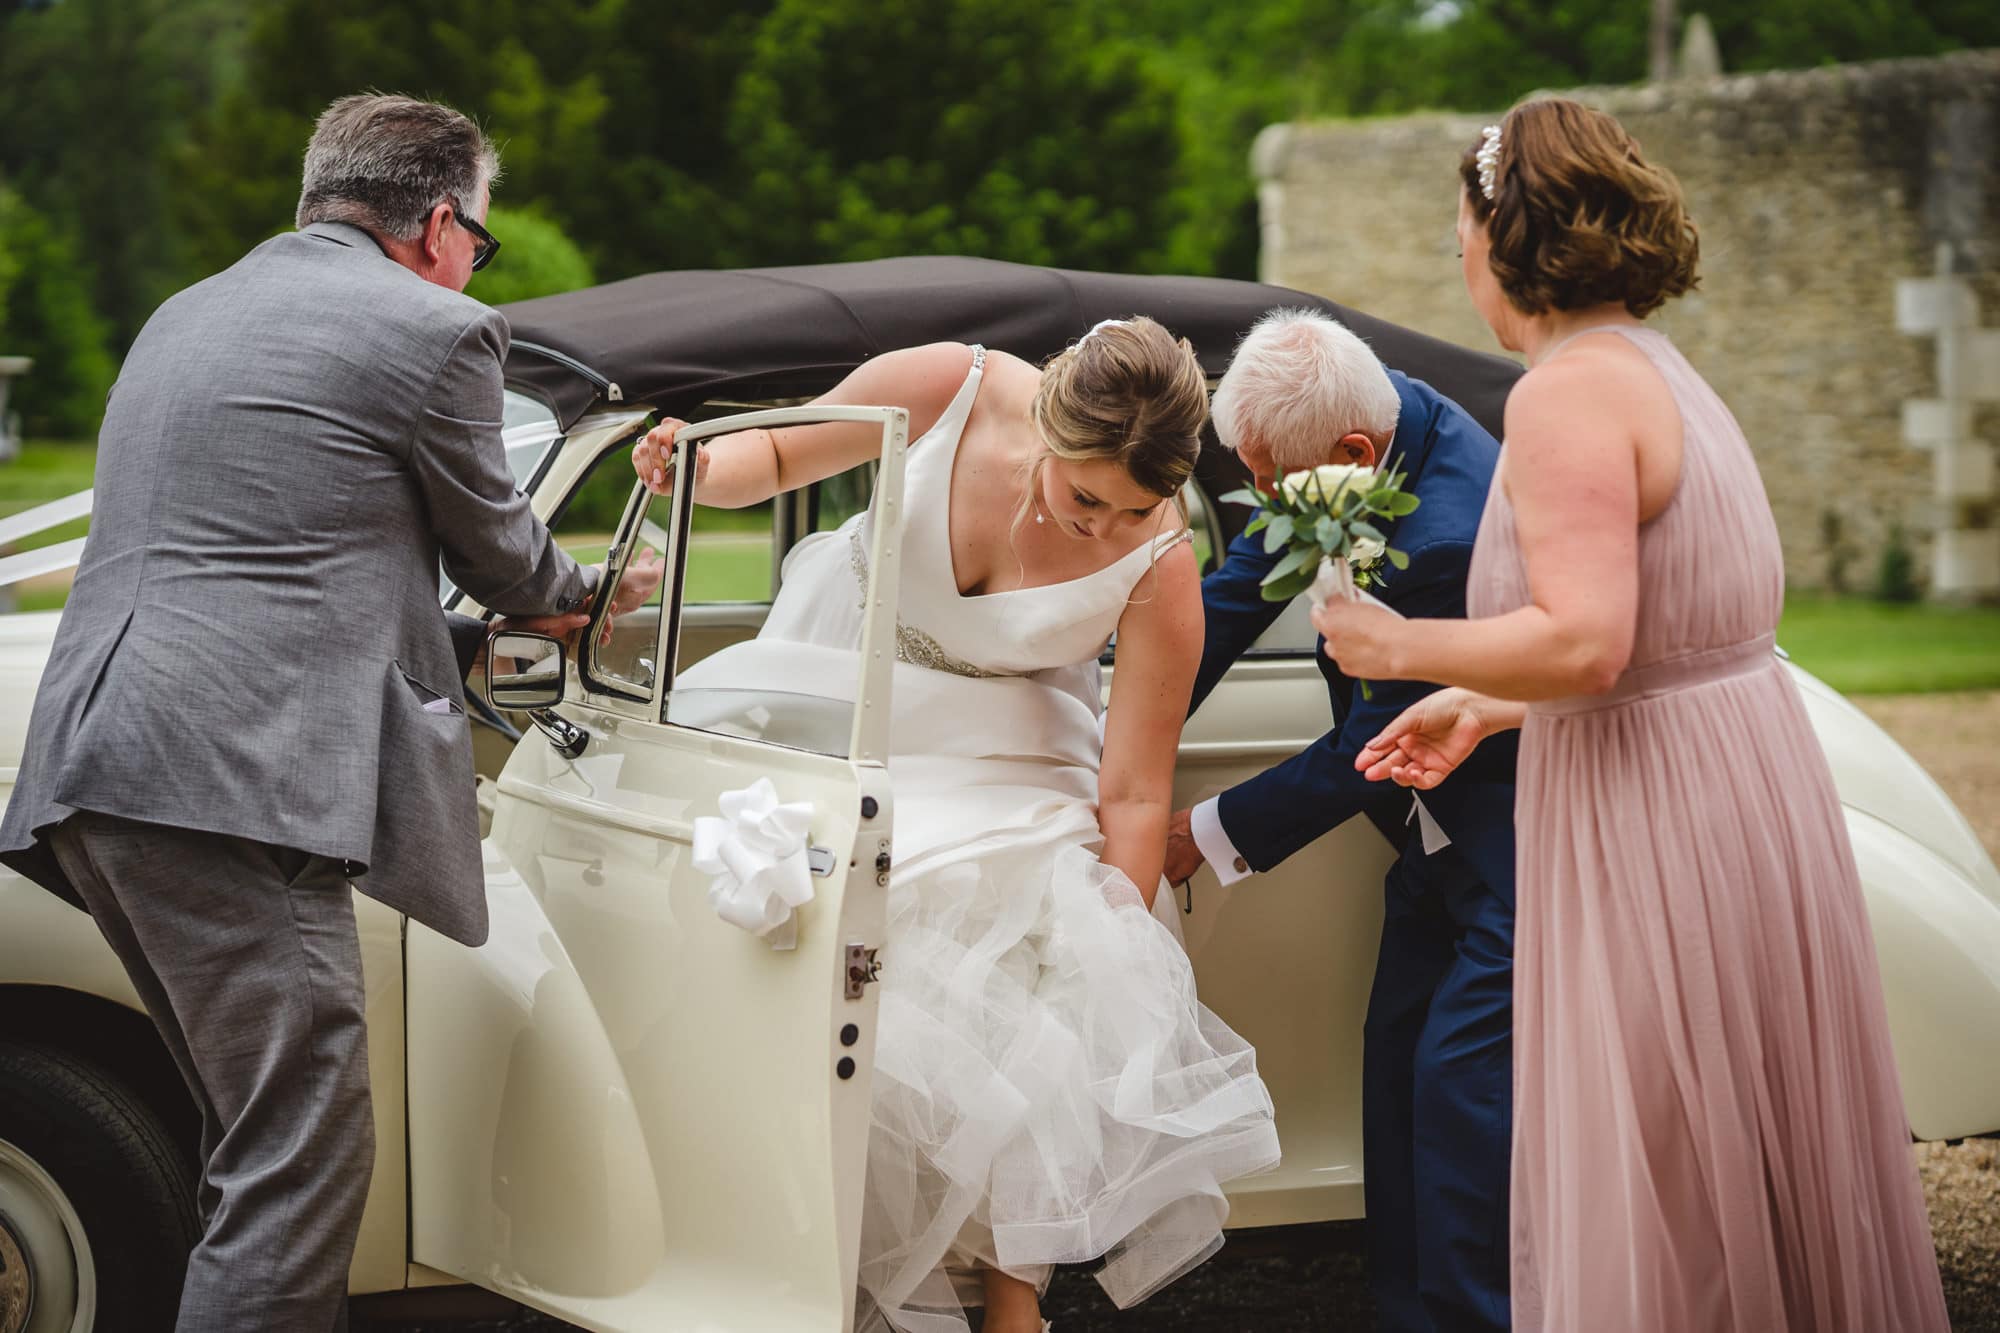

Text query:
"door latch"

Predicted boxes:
[[845, 943, 881, 999]]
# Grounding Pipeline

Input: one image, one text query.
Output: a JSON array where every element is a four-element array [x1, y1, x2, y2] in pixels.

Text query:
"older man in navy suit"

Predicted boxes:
[[1166, 310, 1518, 1332]]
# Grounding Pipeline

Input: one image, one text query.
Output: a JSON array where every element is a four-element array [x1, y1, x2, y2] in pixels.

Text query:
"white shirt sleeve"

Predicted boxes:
[[1191, 796, 1254, 886]]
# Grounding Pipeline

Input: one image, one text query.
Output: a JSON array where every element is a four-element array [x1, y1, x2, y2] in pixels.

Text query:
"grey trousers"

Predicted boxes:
[[50, 812, 374, 1333]]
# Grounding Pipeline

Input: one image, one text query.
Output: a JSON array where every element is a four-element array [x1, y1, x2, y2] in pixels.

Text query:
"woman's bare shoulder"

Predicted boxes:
[[1506, 336, 1662, 446]]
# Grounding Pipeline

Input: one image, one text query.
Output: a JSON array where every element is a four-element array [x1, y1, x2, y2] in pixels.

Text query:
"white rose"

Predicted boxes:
[[1278, 463, 1376, 506], [1349, 535, 1387, 568]]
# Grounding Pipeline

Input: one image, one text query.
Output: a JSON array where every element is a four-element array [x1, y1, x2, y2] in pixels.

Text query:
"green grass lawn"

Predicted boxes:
[[0, 439, 95, 553], [1778, 595, 2000, 694]]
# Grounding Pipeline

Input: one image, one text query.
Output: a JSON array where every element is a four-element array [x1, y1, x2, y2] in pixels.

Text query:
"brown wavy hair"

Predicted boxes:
[[1029, 316, 1207, 500], [1459, 98, 1700, 318]]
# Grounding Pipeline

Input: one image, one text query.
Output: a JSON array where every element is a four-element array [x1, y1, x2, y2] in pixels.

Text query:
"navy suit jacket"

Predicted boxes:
[[1192, 371, 1518, 901]]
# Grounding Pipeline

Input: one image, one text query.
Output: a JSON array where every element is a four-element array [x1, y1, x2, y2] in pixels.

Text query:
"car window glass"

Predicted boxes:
[[586, 487, 670, 700], [666, 455, 877, 757], [811, 462, 875, 535], [551, 442, 773, 607], [687, 502, 773, 603]]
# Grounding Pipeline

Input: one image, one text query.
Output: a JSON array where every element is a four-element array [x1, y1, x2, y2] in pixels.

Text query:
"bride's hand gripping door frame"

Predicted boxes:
[[404, 405, 910, 1333]]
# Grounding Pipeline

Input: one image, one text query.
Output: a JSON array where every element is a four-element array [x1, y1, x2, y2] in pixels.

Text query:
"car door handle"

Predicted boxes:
[[528, 708, 589, 759]]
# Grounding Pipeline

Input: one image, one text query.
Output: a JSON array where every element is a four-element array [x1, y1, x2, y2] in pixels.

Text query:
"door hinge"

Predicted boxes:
[[844, 943, 881, 1000]]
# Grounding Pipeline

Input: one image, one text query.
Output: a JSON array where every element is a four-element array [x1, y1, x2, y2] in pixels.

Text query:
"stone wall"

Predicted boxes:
[[1254, 50, 2000, 596]]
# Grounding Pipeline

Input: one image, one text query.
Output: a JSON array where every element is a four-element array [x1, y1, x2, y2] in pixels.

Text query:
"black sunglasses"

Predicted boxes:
[[454, 209, 500, 272]]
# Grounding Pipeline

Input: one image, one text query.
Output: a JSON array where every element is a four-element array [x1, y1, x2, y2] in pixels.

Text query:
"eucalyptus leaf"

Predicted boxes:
[[1218, 488, 1266, 509], [1262, 513, 1295, 553], [1243, 514, 1269, 537], [1387, 492, 1421, 516], [1351, 520, 1386, 545], [1260, 566, 1317, 602], [1386, 546, 1410, 570], [1315, 515, 1337, 546], [1263, 543, 1317, 582]]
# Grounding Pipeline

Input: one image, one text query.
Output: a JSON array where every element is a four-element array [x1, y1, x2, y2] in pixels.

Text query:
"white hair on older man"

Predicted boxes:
[[1210, 309, 1401, 473]]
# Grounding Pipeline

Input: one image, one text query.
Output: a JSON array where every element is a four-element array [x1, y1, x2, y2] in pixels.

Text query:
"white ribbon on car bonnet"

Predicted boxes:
[[693, 778, 816, 950]]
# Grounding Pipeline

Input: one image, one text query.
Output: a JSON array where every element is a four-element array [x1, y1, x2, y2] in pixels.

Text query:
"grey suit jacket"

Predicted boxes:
[[0, 221, 589, 946]]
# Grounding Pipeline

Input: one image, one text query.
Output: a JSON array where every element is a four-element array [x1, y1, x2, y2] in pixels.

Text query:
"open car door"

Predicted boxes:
[[405, 407, 910, 1332]]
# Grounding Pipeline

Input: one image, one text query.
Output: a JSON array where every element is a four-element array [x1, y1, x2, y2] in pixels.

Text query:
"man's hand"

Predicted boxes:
[[474, 611, 591, 673], [1164, 807, 1205, 886], [610, 549, 665, 615]]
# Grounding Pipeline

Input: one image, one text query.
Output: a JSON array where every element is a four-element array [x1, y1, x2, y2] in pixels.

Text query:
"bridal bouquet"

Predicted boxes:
[[1222, 461, 1420, 604], [1222, 461, 1420, 700]]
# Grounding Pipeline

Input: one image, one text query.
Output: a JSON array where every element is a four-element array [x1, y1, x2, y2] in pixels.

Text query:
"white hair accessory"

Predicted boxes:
[[1475, 124, 1504, 202], [1082, 317, 1132, 344]]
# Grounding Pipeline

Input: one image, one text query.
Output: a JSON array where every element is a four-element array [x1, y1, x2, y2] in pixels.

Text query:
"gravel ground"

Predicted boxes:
[[1864, 692, 2000, 1332], [364, 692, 2000, 1333]]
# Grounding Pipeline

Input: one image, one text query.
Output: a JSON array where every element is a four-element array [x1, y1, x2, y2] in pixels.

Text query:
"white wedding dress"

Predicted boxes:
[[677, 348, 1279, 1331]]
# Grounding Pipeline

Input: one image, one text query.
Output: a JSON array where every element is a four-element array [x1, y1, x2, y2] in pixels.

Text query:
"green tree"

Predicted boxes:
[[0, 185, 117, 436], [465, 204, 596, 306], [721, 0, 1194, 273], [0, 0, 250, 342]]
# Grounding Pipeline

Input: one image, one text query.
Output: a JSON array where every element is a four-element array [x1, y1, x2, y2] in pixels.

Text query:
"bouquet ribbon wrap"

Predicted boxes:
[[1307, 557, 1452, 855]]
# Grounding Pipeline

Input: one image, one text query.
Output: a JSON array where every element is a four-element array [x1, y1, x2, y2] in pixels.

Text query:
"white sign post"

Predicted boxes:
[[1896, 262, 1999, 599]]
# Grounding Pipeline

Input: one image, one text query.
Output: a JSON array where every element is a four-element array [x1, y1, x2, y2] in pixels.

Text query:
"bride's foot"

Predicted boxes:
[[979, 1267, 1043, 1333]]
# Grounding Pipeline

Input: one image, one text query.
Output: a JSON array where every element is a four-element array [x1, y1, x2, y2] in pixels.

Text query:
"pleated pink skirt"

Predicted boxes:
[[1510, 646, 1949, 1332]]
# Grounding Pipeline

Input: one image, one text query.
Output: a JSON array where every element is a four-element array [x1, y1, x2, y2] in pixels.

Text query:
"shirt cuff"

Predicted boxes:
[[1192, 797, 1253, 886], [562, 562, 602, 613]]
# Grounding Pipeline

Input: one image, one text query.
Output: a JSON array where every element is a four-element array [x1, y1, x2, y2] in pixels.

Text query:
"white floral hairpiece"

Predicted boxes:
[[1081, 317, 1132, 344], [1475, 124, 1504, 202]]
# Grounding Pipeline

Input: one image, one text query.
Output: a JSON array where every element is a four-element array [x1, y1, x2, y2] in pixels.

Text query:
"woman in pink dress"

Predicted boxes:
[[1311, 98, 1948, 1331]]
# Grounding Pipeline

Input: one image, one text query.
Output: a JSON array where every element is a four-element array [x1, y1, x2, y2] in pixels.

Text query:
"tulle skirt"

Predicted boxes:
[[857, 781, 1279, 1332]]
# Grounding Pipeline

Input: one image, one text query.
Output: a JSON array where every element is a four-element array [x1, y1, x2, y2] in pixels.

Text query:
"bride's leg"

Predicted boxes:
[[980, 1266, 1043, 1333]]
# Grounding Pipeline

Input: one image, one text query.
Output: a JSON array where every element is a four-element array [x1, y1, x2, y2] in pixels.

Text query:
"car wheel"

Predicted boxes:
[[0, 1041, 198, 1333]]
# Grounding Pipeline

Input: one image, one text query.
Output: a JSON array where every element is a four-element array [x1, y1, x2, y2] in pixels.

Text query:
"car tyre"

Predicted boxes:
[[0, 1040, 198, 1333]]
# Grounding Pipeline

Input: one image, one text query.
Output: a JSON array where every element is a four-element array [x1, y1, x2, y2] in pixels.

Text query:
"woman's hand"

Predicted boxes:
[[631, 418, 708, 496], [1310, 595, 1406, 682], [1354, 687, 1515, 789]]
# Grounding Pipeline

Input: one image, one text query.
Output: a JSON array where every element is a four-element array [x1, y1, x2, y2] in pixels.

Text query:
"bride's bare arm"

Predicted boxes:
[[1099, 539, 1204, 908], [631, 342, 978, 506]]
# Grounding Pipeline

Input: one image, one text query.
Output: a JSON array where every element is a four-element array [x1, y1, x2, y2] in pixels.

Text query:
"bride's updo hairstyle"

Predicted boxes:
[[1029, 315, 1207, 502], [1460, 98, 1699, 318]]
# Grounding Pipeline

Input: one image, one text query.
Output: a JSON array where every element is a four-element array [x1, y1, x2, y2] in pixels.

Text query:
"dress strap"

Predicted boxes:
[[925, 345, 987, 455], [1539, 322, 1649, 362]]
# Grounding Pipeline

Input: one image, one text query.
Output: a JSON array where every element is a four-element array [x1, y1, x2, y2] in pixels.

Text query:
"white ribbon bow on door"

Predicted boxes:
[[693, 778, 816, 950]]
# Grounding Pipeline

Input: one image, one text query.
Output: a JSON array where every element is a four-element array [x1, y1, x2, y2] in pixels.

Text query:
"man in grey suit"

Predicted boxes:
[[0, 94, 639, 1330]]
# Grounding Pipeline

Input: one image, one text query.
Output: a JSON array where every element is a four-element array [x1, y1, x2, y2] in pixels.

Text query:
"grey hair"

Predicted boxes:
[[1210, 309, 1401, 473], [295, 94, 501, 240]]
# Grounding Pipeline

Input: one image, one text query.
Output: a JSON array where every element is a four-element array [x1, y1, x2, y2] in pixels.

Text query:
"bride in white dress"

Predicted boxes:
[[632, 319, 1279, 1333]]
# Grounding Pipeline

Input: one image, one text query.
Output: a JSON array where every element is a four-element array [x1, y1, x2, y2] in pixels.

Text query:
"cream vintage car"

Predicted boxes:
[[0, 257, 1995, 1333]]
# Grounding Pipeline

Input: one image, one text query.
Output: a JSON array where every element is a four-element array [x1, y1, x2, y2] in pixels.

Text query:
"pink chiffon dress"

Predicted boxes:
[[1467, 324, 1949, 1332]]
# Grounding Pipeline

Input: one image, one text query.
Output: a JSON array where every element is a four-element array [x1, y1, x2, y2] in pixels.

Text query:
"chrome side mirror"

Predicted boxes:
[[486, 632, 567, 710], [486, 631, 588, 758]]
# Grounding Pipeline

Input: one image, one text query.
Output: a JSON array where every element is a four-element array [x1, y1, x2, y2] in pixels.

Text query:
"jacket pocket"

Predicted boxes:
[[394, 660, 464, 718]]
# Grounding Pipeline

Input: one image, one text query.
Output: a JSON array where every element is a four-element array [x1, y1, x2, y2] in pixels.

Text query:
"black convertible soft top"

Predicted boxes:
[[499, 256, 1519, 441]]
